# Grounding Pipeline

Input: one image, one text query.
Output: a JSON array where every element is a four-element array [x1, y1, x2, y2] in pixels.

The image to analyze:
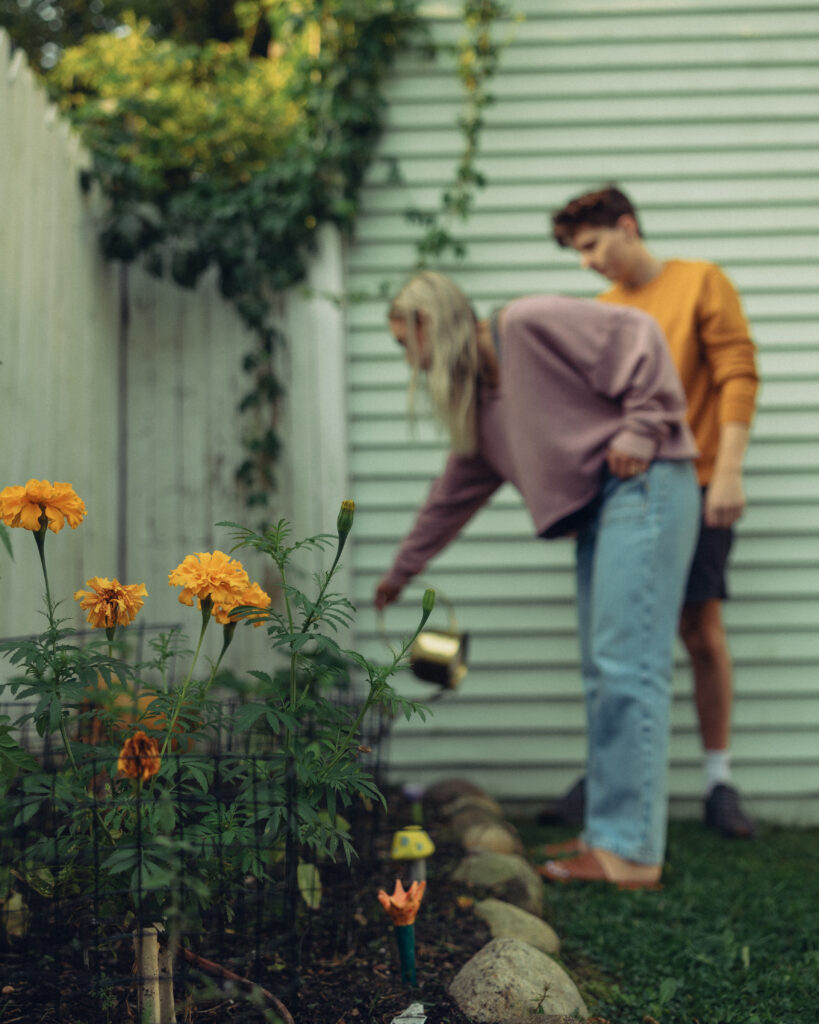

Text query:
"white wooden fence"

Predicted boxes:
[[0, 31, 348, 673]]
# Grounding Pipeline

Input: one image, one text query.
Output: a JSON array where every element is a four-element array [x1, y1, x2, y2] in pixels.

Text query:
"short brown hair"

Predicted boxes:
[[551, 185, 642, 247]]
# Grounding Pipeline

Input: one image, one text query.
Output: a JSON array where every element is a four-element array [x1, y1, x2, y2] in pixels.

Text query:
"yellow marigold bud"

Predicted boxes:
[[422, 588, 436, 615], [337, 499, 355, 539]]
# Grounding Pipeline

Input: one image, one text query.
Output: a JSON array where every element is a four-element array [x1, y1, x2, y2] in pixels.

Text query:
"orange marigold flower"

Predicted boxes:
[[213, 580, 272, 626], [74, 577, 148, 629], [0, 479, 87, 533], [117, 731, 161, 782], [377, 878, 426, 926], [168, 550, 250, 610]]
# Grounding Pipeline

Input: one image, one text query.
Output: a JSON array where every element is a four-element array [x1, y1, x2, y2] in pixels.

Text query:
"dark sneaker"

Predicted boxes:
[[704, 783, 758, 839], [537, 777, 586, 827]]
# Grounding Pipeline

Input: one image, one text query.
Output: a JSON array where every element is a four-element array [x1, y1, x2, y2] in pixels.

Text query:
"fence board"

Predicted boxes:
[[0, 33, 292, 673]]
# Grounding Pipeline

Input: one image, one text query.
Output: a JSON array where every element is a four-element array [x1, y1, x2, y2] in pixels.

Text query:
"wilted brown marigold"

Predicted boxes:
[[74, 577, 148, 629], [0, 479, 86, 533], [117, 731, 161, 782], [168, 550, 250, 611]]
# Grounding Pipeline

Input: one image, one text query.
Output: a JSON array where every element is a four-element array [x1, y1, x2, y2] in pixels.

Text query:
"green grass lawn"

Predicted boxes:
[[517, 818, 819, 1024]]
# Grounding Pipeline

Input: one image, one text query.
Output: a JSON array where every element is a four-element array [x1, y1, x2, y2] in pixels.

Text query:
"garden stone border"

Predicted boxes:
[[423, 777, 590, 1023]]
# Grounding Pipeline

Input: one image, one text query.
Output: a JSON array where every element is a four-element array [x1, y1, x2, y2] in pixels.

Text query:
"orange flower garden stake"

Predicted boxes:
[[377, 878, 426, 985]]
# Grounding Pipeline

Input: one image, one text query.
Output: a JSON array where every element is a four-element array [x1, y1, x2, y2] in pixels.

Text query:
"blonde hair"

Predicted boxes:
[[389, 271, 479, 454]]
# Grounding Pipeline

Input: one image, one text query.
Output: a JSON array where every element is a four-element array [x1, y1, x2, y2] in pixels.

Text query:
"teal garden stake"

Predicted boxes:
[[378, 879, 426, 986]]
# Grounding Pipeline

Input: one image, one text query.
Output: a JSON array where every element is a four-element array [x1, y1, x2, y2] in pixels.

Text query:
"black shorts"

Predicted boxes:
[[684, 519, 734, 606]]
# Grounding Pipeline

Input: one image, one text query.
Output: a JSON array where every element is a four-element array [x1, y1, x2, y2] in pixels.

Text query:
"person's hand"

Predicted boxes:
[[374, 578, 402, 610], [606, 448, 649, 479], [704, 470, 746, 528]]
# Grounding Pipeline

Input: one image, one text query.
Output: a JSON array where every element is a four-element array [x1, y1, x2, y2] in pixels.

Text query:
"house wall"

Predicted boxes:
[[342, 0, 819, 822]]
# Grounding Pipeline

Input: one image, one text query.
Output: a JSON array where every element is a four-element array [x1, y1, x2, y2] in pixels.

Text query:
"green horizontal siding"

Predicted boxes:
[[343, 2, 819, 821]]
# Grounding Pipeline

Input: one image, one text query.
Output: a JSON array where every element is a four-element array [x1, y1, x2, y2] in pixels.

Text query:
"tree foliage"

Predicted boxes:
[[1, 1, 504, 508], [40, 2, 421, 297]]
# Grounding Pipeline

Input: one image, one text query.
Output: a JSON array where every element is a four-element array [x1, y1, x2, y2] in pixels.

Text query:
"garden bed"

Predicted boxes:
[[0, 792, 487, 1024]]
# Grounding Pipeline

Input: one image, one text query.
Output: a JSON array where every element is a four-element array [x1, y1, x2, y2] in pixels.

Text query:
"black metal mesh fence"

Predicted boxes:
[[0, 699, 394, 1023]]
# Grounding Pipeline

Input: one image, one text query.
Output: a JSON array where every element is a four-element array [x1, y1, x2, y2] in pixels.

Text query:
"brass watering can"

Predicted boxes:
[[408, 588, 469, 690], [379, 587, 469, 691]]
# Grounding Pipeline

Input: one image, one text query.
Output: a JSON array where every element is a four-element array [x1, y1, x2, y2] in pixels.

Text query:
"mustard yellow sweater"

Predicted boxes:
[[598, 260, 759, 486]]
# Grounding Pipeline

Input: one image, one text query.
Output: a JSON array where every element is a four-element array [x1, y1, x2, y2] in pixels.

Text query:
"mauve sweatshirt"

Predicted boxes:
[[382, 294, 698, 591]]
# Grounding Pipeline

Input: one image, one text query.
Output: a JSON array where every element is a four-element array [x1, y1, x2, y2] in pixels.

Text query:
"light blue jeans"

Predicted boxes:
[[575, 459, 700, 864]]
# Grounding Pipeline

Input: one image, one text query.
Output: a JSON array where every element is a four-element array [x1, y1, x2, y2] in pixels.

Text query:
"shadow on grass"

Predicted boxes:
[[516, 818, 819, 1024]]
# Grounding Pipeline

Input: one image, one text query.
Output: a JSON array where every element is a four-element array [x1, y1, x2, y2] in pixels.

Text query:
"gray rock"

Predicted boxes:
[[442, 792, 506, 820], [451, 851, 543, 918], [446, 805, 504, 839], [462, 821, 524, 856], [449, 937, 588, 1021], [474, 897, 560, 954], [423, 778, 487, 806]]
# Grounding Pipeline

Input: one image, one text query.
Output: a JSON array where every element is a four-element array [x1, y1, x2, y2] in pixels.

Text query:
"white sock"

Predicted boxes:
[[704, 750, 731, 795]]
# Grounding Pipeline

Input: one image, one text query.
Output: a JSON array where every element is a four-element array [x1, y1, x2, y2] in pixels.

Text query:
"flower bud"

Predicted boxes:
[[337, 499, 355, 539], [422, 588, 436, 615], [221, 620, 238, 652]]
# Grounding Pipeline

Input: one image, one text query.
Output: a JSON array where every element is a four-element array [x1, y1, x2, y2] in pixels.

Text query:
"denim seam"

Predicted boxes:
[[636, 467, 664, 863], [584, 465, 671, 865]]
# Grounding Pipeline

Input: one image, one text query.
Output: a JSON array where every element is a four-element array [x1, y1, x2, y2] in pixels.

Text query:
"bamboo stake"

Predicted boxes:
[[133, 926, 160, 1024], [157, 940, 176, 1024]]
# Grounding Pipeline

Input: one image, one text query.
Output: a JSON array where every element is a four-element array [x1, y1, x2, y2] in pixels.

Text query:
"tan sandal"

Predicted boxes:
[[537, 850, 663, 891], [541, 836, 588, 859]]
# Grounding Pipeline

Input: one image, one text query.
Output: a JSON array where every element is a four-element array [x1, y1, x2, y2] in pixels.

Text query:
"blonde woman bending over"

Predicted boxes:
[[374, 271, 700, 889]]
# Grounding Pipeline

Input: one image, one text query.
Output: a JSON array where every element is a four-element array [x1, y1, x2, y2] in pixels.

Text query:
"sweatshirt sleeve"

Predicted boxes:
[[382, 452, 503, 591], [698, 265, 759, 426]]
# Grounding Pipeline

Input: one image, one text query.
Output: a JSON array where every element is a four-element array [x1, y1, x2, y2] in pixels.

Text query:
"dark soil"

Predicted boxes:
[[0, 805, 491, 1023], [288, 836, 490, 1024]]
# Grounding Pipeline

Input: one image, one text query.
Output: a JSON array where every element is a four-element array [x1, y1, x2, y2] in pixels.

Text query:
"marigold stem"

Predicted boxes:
[[160, 599, 211, 758], [320, 605, 430, 782], [33, 515, 56, 629]]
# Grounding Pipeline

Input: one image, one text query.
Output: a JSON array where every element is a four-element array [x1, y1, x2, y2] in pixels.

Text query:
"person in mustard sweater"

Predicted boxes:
[[546, 184, 760, 839]]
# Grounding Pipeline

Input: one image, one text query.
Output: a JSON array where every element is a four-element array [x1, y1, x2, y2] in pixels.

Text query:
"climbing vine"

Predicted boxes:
[[13, 0, 507, 509], [411, 0, 508, 264]]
